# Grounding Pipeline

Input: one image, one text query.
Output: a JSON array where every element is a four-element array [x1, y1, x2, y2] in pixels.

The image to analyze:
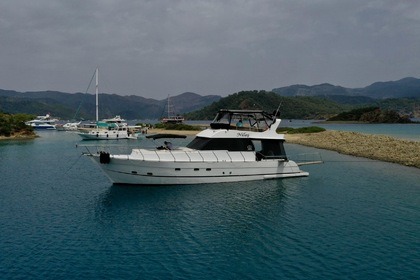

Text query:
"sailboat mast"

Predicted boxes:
[[95, 68, 99, 122], [167, 95, 170, 118]]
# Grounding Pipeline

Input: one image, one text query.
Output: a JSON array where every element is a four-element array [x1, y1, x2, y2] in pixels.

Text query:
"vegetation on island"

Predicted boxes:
[[0, 112, 36, 138], [185, 90, 349, 120], [153, 123, 202, 131], [277, 126, 326, 134], [327, 107, 413, 123]]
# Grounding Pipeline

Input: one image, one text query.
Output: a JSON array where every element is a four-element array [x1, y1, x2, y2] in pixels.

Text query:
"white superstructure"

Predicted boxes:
[[25, 114, 58, 130]]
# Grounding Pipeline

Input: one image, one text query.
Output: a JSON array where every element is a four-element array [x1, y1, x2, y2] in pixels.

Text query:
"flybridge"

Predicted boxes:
[[210, 109, 278, 131]]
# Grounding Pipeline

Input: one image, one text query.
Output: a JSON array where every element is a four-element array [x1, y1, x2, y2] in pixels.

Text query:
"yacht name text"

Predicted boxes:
[[237, 132, 250, 138]]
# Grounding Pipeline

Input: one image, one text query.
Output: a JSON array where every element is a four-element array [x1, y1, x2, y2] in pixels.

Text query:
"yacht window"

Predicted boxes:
[[257, 140, 287, 160], [187, 137, 255, 151]]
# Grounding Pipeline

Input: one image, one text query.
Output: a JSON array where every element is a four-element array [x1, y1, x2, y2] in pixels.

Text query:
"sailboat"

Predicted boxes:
[[161, 95, 184, 124], [77, 68, 136, 140]]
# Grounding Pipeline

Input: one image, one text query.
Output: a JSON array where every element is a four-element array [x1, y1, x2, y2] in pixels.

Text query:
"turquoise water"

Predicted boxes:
[[1, 130, 419, 279], [284, 120, 420, 142]]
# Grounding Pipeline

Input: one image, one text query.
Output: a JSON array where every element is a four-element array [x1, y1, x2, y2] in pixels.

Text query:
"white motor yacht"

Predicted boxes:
[[81, 109, 310, 185], [25, 114, 58, 130]]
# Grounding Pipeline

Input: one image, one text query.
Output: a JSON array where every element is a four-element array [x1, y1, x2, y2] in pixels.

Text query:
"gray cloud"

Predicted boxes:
[[1, 0, 420, 99]]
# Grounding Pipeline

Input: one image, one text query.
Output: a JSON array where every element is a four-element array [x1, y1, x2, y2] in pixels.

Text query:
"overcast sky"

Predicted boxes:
[[1, 0, 420, 99]]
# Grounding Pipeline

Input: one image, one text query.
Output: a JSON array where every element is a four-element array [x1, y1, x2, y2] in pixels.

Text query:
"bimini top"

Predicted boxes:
[[195, 109, 284, 141], [209, 109, 278, 131]]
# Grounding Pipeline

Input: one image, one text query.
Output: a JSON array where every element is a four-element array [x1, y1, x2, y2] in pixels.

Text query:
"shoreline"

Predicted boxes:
[[0, 133, 38, 141], [285, 131, 420, 168], [146, 128, 201, 136]]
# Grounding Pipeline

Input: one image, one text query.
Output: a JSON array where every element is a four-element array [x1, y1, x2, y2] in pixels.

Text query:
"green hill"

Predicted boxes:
[[185, 90, 351, 120], [0, 112, 35, 138], [327, 107, 413, 123], [273, 77, 420, 99], [1, 83, 418, 120], [0, 90, 220, 120]]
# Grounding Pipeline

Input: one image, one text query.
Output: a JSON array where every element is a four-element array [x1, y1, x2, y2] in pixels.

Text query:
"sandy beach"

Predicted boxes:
[[285, 131, 420, 168], [146, 128, 201, 136]]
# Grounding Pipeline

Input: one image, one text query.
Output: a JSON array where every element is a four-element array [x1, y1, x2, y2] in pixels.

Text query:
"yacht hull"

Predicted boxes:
[[78, 130, 132, 140], [31, 125, 56, 130], [88, 151, 308, 185]]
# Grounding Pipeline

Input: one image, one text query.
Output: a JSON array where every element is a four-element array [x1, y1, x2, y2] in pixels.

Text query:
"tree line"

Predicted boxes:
[[0, 112, 34, 137]]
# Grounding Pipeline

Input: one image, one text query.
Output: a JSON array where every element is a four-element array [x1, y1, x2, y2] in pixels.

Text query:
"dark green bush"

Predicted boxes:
[[0, 113, 34, 136], [154, 123, 201, 131]]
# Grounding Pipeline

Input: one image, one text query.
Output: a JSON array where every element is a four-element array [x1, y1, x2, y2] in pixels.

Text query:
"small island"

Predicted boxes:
[[0, 113, 37, 140], [326, 107, 413, 123]]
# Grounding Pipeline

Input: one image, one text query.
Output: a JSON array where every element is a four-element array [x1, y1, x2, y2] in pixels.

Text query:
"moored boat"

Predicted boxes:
[[76, 68, 136, 140], [57, 121, 82, 131], [81, 109, 310, 185], [161, 95, 184, 124], [78, 119, 137, 140], [25, 114, 58, 130]]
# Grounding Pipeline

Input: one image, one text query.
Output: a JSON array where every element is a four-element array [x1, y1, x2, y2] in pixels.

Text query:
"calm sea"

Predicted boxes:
[[1, 125, 419, 279]]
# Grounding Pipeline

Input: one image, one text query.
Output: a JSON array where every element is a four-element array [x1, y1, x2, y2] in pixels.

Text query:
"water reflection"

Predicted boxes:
[[0, 138, 35, 147], [92, 178, 309, 275], [93, 179, 303, 228]]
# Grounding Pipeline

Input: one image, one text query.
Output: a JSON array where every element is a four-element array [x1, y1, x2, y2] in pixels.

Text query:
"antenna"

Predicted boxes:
[[274, 102, 282, 118]]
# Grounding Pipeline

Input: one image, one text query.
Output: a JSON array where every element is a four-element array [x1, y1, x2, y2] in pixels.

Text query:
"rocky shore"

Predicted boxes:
[[285, 131, 420, 168], [0, 131, 37, 141]]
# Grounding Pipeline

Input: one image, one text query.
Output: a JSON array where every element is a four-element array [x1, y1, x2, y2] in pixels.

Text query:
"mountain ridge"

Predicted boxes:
[[0, 89, 221, 120], [1, 77, 419, 120], [272, 77, 420, 99]]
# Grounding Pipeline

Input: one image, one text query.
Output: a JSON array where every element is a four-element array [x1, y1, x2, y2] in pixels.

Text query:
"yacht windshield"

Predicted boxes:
[[187, 137, 287, 160], [210, 110, 276, 131], [187, 137, 255, 152]]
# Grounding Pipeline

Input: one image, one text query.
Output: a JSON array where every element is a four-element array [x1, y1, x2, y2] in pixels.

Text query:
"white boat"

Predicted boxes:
[[78, 119, 136, 140], [81, 109, 310, 185], [57, 121, 82, 131], [25, 114, 58, 130], [77, 68, 135, 140]]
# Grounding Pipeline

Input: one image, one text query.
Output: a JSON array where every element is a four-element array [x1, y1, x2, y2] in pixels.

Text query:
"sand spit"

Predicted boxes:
[[285, 131, 420, 168]]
